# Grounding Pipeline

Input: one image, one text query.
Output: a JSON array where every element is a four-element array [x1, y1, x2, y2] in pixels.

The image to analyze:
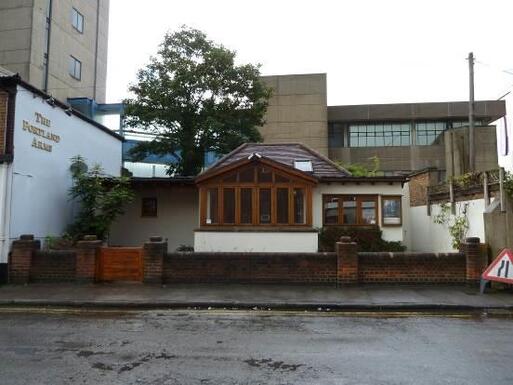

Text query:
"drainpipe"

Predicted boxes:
[[43, 0, 53, 93], [93, 0, 100, 101]]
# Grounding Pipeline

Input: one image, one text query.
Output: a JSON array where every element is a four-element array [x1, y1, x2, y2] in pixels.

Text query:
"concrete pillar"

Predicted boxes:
[[9, 234, 40, 284], [143, 236, 167, 284], [336, 236, 359, 285], [463, 237, 486, 284], [75, 235, 102, 282]]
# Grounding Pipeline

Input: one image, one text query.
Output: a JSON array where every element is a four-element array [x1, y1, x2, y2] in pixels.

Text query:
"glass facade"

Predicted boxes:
[[349, 123, 411, 147], [415, 122, 446, 145]]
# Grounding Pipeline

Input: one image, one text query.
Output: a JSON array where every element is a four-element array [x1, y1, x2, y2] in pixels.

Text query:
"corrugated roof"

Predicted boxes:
[[209, 143, 350, 178]]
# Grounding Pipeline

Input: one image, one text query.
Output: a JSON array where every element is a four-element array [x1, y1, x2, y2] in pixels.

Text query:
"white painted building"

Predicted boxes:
[[0, 75, 123, 278], [111, 143, 406, 252]]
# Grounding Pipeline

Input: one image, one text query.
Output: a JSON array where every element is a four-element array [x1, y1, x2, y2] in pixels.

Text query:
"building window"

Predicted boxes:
[[328, 123, 344, 148], [199, 164, 313, 226], [382, 196, 402, 226], [69, 56, 82, 80], [349, 123, 411, 147], [323, 195, 380, 225], [415, 122, 447, 145], [294, 160, 313, 172], [71, 8, 84, 33], [141, 197, 157, 217]]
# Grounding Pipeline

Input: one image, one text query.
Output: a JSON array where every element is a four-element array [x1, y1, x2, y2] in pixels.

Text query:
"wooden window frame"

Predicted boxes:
[[141, 197, 158, 217], [199, 164, 313, 227], [322, 194, 379, 226], [381, 195, 403, 227]]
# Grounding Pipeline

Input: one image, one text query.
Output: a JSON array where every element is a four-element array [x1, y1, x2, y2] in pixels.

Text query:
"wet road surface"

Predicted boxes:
[[0, 309, 512, 384]]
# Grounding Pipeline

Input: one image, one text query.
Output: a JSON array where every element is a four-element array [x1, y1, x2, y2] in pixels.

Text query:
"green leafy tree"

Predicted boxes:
[[68, 156, 134, 241], [124, 26, 272, 176]]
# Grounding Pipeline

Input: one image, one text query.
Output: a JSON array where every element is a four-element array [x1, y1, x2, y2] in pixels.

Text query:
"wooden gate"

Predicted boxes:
[[96, 247, 143, 282]]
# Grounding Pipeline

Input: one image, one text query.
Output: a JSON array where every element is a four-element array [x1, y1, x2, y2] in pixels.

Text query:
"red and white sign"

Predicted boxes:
[[482, 249, 513, 284]]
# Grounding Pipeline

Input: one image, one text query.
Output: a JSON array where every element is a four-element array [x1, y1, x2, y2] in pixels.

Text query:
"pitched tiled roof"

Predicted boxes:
[[208, 143, 350, 179]]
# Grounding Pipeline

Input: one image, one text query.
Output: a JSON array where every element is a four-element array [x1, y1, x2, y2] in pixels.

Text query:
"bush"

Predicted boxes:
[[318, 225, 406, 252]]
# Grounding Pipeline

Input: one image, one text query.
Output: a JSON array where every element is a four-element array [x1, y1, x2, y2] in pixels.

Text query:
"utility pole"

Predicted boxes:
[[468, 52, 475, 172]]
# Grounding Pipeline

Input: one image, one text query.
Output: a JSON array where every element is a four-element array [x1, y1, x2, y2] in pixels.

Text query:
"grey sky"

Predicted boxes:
[[106, 0, 513, 106]]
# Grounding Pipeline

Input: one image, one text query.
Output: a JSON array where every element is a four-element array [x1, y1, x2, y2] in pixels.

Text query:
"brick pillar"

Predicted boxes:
[[9, 234, 40, 284], [143, 236, 167, 284], [336, 236, 359, 285], [463, 237, 486, 284], [75, 235, 102, 282]]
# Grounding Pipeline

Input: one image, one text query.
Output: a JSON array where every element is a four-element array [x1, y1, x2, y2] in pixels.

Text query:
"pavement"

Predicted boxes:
[[0, 283, 512, 310]]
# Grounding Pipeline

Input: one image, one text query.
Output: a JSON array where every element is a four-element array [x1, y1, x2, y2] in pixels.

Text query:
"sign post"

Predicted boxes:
[[480, 249, 513, 294]]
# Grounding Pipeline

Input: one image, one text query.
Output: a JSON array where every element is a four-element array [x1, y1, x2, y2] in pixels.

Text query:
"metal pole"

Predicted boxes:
[[468, 52, 475, 172]]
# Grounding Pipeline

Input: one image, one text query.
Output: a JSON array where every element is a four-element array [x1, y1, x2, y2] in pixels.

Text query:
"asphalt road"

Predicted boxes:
[[0, 309, 512, 385]]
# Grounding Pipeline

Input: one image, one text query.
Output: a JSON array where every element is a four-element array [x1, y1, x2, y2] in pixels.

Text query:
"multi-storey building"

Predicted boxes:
[[260, 73, 507, 177], [0, 0, 109, 103]]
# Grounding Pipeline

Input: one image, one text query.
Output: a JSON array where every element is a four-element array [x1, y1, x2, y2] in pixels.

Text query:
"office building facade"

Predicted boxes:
[[259, 73, 506, 177], [0, 0, 109, 103]]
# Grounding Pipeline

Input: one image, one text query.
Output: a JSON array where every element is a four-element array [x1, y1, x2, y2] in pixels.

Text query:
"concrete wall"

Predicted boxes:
[[329, 145, 446, 173], [404, 198, 486, 252], [109, 185, 199, 252], [0, 0, 109, 103], [3, 84, 122, 262], [0, 0, 34, 79], [260, 73, 328, 155], [444, 126, 499, 177], [194, 231, 318, 253], [484, 197, 513, 258], [313, 183, 405, 242]]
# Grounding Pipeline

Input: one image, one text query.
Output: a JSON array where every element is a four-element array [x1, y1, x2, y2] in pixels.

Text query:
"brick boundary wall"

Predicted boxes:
[[7, 235, 488, 285], [357, 252, 466, 284], [30, 250, 77, 282], [164, 252, 337, 284]]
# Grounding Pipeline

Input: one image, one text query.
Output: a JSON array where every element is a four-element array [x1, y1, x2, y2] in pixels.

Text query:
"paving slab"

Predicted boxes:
[[0, 283, 511, 310]]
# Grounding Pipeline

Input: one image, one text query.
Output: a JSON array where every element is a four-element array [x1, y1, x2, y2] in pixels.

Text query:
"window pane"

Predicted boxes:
[[222, 172, 237, 183], [239, 167, 254, 183], [223, 188, 235, 224], [259, 189, 271, 224], [257, 166, 272, 183], [349, 123, 410, 147], [294, 188, 305, 224], [275, 173, 290, 183], [276, 188, 289, 224], [206, 188, 218, 224], [240, 188, 252, 224], [361, 200, 377, 225], [383, 197, 401, 225], [141, 197, 157, 217], [324, 196, 339, 224], [343, 198, 357, 224]]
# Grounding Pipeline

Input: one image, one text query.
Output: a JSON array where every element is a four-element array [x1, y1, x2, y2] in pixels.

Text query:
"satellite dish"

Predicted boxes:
[[70, 159, 88, 176]]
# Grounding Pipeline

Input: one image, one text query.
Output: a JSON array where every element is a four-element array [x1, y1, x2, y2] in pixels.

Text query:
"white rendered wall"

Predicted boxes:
[[405, 198, 486, 252], [194, 231, 318, 253], [109, 185, 198, 252], [312, 183, 405, 243], [7, 86, 122, 254]]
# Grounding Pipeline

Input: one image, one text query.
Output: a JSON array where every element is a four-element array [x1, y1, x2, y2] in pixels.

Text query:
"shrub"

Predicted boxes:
[[318, 225, 406, 252]]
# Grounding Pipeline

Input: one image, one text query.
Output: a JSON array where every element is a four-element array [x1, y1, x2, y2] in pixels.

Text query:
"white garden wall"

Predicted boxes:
[[404, 198, 486, 252]]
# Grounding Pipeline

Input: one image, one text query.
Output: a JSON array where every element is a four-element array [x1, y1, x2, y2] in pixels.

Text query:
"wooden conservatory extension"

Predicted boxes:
[[192, 143, 406, 252], [196, 155, 316, 229]]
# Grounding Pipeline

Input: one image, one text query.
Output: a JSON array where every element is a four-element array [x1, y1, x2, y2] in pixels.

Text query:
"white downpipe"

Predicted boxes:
[[0, 163, 12, 264]]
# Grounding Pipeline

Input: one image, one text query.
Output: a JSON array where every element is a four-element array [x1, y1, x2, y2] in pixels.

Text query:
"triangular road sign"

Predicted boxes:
[[482, 249, 513, 284]]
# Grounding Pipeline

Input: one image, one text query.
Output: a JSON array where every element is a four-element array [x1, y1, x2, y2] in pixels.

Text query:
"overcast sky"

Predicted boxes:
[[106, 0, 513, 106]]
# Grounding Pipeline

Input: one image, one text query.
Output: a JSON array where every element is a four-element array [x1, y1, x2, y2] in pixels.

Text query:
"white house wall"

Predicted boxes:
[[405, 198, 486, 252], [194, 231, 318, 253], [6, 85, 122, 256], [109, 186, 198, 252], [313, 183, 406, 242]]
